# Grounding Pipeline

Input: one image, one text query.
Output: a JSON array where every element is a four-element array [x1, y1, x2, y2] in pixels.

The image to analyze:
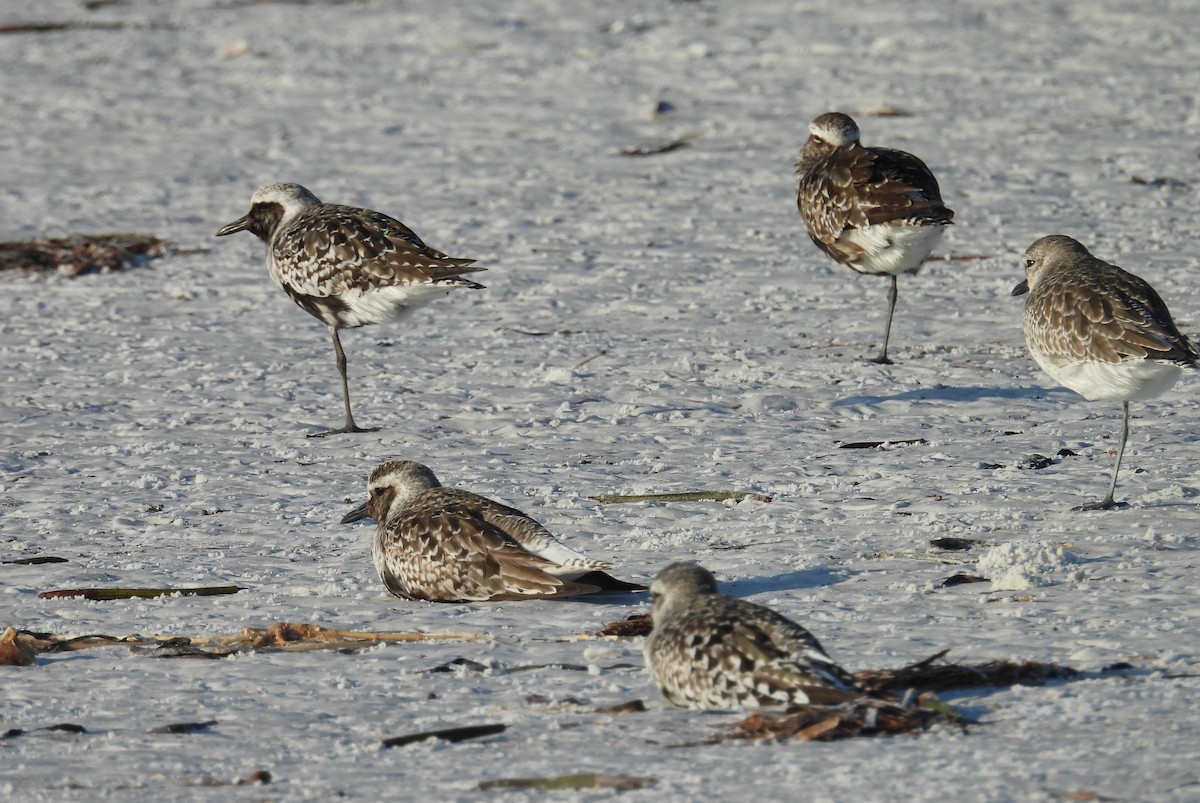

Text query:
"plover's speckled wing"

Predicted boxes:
[[271, 204, 484, 298], [347, 460, 644, 601], [375, 500, 603, 602], [649, 596, 857, 710], [1022, 260, 1197, 368], [798, 144, 953, 265], [430, 488, 614, 573], [644, 563, 857, 710]]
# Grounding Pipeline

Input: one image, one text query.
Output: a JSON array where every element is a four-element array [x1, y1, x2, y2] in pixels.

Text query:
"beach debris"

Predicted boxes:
[[38, 585, 244, 601], [382, 723, 507, 748], [589, 490, 771, 504], [0, 233, 166, 276], [478, 773, 656, 791]]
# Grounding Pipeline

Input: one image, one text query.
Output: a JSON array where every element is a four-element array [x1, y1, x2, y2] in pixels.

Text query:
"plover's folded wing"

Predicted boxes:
[[382, 503, 601, 601], [1028, 271, 1197, 365], [273, 204, 482, 297]]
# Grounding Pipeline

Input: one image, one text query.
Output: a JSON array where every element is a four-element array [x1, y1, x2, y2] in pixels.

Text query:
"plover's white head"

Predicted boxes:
[[808, 112, 861, 147], [650, 562, 719, 626], [1012, 234, 1094, 296], [797, 112, 862, 172], [341, 460, 443, 524], [216, 182, 322, 243]]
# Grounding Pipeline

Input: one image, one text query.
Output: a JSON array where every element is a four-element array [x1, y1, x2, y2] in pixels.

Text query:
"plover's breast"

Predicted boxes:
[[1029, 350, 1184, 402], [838, 220, 946, 276]]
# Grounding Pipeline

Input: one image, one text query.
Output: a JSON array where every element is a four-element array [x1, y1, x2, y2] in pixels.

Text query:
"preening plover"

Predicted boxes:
[[1014, 235, 1198, 510], [796, 112, 954, 364], [644, 562, 858, 710], [341, 460, 646, 602], [216, 183, 484, 436]]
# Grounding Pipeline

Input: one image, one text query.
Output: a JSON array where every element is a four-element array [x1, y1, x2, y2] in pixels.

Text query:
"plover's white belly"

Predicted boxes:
[[842, 222, 945, 276], [1031, 352, 1184, 401], [335, 282, 456, 329]]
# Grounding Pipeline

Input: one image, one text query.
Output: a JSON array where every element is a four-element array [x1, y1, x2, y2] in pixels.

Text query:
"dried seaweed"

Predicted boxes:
[[3, 556, 69, 565], [479, 774, 656, 791], [38, 585, 243, 600], [2, 723, 88, 739], [838, 438, 927, 449], [0, 233, 166, 276], [594, 700, 646, 714], [854, 649, 1079, 694], [929, 537, 982, 552], [589, 490, 771, 504], [0, 21, 131, 34], [4, 622, 487, 663], [618, 135, 696, 157], [686, 695, 959, 745], [596, 613, 652, 638], [382, 723, 507, 748], [939, 574, 990, 588], [150, 720, 218, 735]]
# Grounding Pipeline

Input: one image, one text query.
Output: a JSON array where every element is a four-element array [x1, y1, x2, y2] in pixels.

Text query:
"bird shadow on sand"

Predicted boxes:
[[722, 566, 852, 597], [833, 385, 1068, 408]]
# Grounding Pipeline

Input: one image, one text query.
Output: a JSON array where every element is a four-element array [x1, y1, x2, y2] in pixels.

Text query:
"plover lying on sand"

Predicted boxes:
[[796, 112, 954, 364], [217, 183, 484, 436], [341, 460, 645, 602], [644, 562, 858, 710], [1014, 235, 1198, 510]]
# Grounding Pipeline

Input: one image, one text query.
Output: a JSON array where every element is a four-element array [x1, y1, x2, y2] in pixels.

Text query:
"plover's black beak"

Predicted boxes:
[[340, 501, 372, 524], [215, 215, 250, 237], [1011, 279, 1029, 297]]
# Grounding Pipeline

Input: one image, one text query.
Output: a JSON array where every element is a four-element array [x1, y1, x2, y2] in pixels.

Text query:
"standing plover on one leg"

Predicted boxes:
[[643, 562, 858, 710], [216, 183, 484, 437], [796, 112, 954, 364], [340, 460, 646, 602], [1013, 235, 1198, 511]]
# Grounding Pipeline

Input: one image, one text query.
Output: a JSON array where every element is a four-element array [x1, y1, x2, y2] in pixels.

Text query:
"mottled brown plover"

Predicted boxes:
[[1014, 235, 1198, 510], [216, 183, 484, 437], [644, 562, 858, 710], [341, 460, 645, 602], [796, 112, 954, 364]]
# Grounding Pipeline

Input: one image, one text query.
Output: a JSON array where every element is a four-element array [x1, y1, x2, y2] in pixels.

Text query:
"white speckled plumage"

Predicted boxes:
[[216, 183, 484, 435], [644, 563, 858, 710], [341, 461, 644, 602], [796, 112, 953, 364], [1013, 235, 1198, 510]]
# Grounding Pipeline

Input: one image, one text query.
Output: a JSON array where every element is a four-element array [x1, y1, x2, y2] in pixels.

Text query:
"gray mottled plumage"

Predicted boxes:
[[796, 112, 953, 364], [341, 460, 645, 602], [644, 563, 858, 710], [1013, 235, 1197, 510], [216, 183, 484, 436]]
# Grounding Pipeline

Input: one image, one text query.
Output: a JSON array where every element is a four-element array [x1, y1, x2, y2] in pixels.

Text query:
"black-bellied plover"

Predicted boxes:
[[644, 562, 858, 710], [796, 112, 954, 364], [216, 183, 484, 437], [1014, 235, 1198, 510], [341, 460, 646, 602]]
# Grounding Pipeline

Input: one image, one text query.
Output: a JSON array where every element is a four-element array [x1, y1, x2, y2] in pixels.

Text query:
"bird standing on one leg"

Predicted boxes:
[[1013, 235, 1198, 510], [796, 112, 954, 364], [216, 183, 484, 437], [643, 562, 858, 710]]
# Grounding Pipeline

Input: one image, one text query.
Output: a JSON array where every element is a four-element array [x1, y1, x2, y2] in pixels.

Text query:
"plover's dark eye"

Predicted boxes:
[[1024, 259, 1035, 268]]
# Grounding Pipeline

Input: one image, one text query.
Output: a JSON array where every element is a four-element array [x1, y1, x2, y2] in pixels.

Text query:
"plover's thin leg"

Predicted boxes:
[[871, 275, 898, 365], [1074, 401, 1130, 512], [309, 326, 376, 437]]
